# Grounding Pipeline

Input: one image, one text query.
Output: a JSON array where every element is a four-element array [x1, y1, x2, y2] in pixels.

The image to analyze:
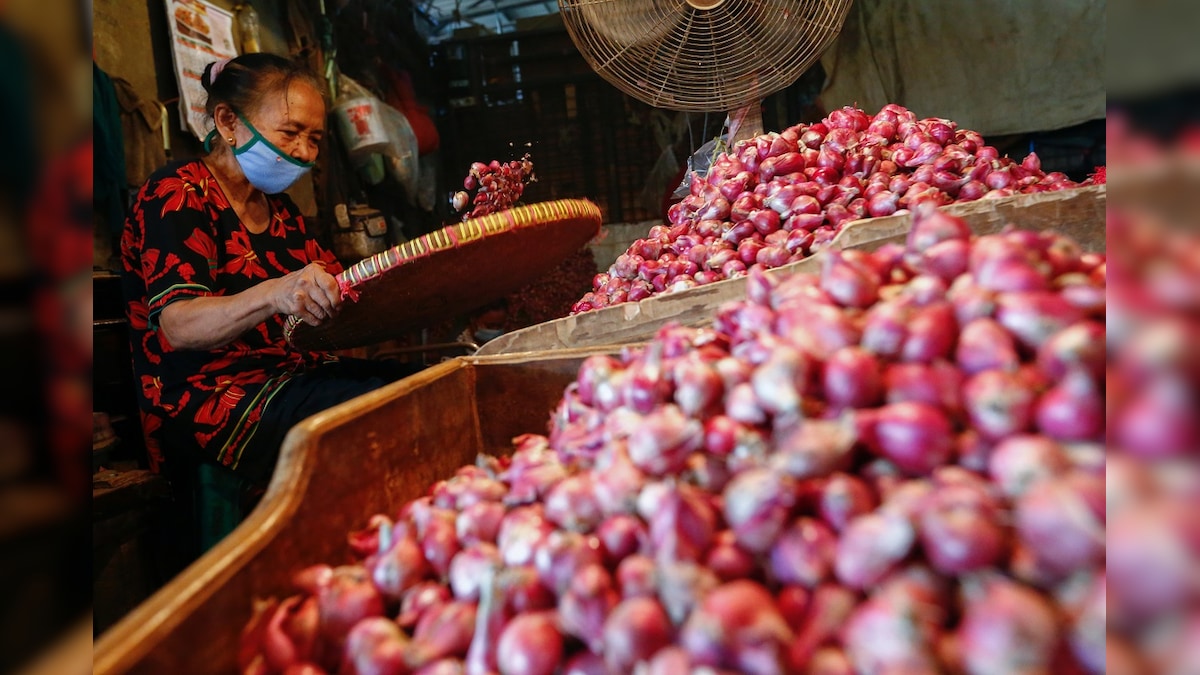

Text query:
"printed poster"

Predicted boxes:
[[164, 0, 238, 140]]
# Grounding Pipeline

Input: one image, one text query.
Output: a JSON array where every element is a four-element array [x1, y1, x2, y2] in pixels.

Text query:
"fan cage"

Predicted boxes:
[[559, 0, 852, 112]]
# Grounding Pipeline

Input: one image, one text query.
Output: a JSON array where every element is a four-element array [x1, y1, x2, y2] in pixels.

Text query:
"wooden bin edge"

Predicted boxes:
[[92, 359, 475, 675]]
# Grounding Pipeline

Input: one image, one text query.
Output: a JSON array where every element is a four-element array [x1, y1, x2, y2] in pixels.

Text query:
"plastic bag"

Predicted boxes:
[[334, 76, 419, 197]]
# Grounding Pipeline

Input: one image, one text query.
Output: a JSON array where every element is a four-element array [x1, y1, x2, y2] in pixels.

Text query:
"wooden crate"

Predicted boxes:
[[478, 185, 1107, 355], [92, 350, 609, 675]]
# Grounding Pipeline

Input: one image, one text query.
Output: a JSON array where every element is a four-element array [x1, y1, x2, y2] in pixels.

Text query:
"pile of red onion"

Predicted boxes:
[[240, 204, 1120, 674], [572, 104, 1079, 313]]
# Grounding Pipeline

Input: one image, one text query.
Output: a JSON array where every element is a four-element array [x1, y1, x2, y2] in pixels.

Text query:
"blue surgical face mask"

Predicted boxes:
[[205, 114, 314, 194], [473, 328, 504, 343]]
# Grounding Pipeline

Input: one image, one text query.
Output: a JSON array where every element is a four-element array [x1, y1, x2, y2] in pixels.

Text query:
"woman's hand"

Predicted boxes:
[[159, 262, 343, 351], [272, 263, 342, 326]]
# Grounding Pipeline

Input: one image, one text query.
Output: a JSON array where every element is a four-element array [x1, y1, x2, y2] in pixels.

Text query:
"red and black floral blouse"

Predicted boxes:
[[121, 159, 342, 474]]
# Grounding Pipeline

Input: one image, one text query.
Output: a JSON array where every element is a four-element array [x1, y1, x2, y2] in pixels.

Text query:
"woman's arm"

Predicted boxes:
[[159, 262, 340, 350]]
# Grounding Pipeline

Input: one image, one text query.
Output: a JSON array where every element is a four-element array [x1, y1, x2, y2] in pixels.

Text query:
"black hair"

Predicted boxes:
[[201, 53, 325, 120]]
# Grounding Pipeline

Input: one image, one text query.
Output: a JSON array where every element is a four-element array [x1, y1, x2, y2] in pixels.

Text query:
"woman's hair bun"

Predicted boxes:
[[202, 58, 232, 91]]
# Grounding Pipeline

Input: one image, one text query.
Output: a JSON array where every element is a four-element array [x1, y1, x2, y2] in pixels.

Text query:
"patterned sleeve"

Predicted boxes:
[[137, 167, 223, 330]]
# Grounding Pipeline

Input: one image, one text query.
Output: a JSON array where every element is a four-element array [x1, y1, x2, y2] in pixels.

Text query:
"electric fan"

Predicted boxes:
[[560, 0, 852, 142]]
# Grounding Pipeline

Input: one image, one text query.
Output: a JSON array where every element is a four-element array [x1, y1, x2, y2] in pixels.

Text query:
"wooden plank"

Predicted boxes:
[[92, 352, 602, 675], [479, 185, 1106, 355]]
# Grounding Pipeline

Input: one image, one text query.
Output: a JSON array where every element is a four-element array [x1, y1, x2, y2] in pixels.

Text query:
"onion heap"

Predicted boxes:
[[452, 154, 536, 221], [1105, 203, 1200, 674], [239, 204, 1116, 675], [572, 104, 1079, 313]]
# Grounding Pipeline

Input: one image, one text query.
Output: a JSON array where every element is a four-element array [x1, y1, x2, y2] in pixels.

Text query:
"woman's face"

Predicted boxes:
[[238, 80, 326, 164]]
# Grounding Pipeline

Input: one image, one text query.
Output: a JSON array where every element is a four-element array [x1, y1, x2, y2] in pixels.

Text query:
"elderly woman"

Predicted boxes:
[[121, 54, 413, 549]]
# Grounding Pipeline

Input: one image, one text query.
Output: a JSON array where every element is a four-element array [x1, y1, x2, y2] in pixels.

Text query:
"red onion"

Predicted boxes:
[[860, 297, 912, 358], [679, 580, 793, 672], [723, 468, 797, 553], [559, 564, 619, 652], [421, 510, 462, 579], [820, 249, 881, 309], [1107, 502, 1197, 624], [863, 402, 955, 475], [1015, 472, 1104, 575], [882, 361, 963, 414], [787, 583, 858, 667], [532, 528, 602, 594], [307, 565, 385, 647], [448, 544, 500, 601], [616, 554, 658, 599], [649, 483, 717, 564], [596, 514, 647, 565], [496, 612, 562, 675], [823, 346, 883, 408], [1037, 321, 1105, 381], [994, 291, 1085, 349], [408, 601, 478, 666], [834, 511, 914, 589], [1114, 375, 1200, 458], [842, 593, 940, 675], [369, 528, 436, 595], [341, 617, 409, 675], [963, 369, 1036, 440], [672, 356, 724, 417], [900, 301, 957, 363], [749, 345, 810, 417], [1034, 369, 1103, 442], [905, 201, 969, 255], [543, 474, 603, 533], [456, 501, 505, 547], [704, 529, 758, 581], [348, 515, 393, 559], [627, 404, 704, 476], [497, 507, 552, 567], [919, 485, 1007, 575], [602, 596, 674, 672], [769, 517, 837, 587], [957, 577, 1060, 675], [769, 416, 857, 479], [817, 473, 877, 532], [592, 444, 644, 516], [398, 581, 452, 629], [488, 567, 548, 617], [986, 435, 1069, 499], [955, 317, 1020, 375]]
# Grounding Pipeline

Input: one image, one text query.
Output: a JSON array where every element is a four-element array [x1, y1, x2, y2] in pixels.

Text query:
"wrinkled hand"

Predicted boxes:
[[274, 263, 341, 326]]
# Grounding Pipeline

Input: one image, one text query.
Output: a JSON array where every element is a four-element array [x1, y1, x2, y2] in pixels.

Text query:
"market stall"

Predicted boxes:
[[85, 0, 1144, 672]]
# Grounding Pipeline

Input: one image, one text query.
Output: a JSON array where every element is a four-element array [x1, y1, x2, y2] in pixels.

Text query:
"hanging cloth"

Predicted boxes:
[[93, 61, 127, 239]]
